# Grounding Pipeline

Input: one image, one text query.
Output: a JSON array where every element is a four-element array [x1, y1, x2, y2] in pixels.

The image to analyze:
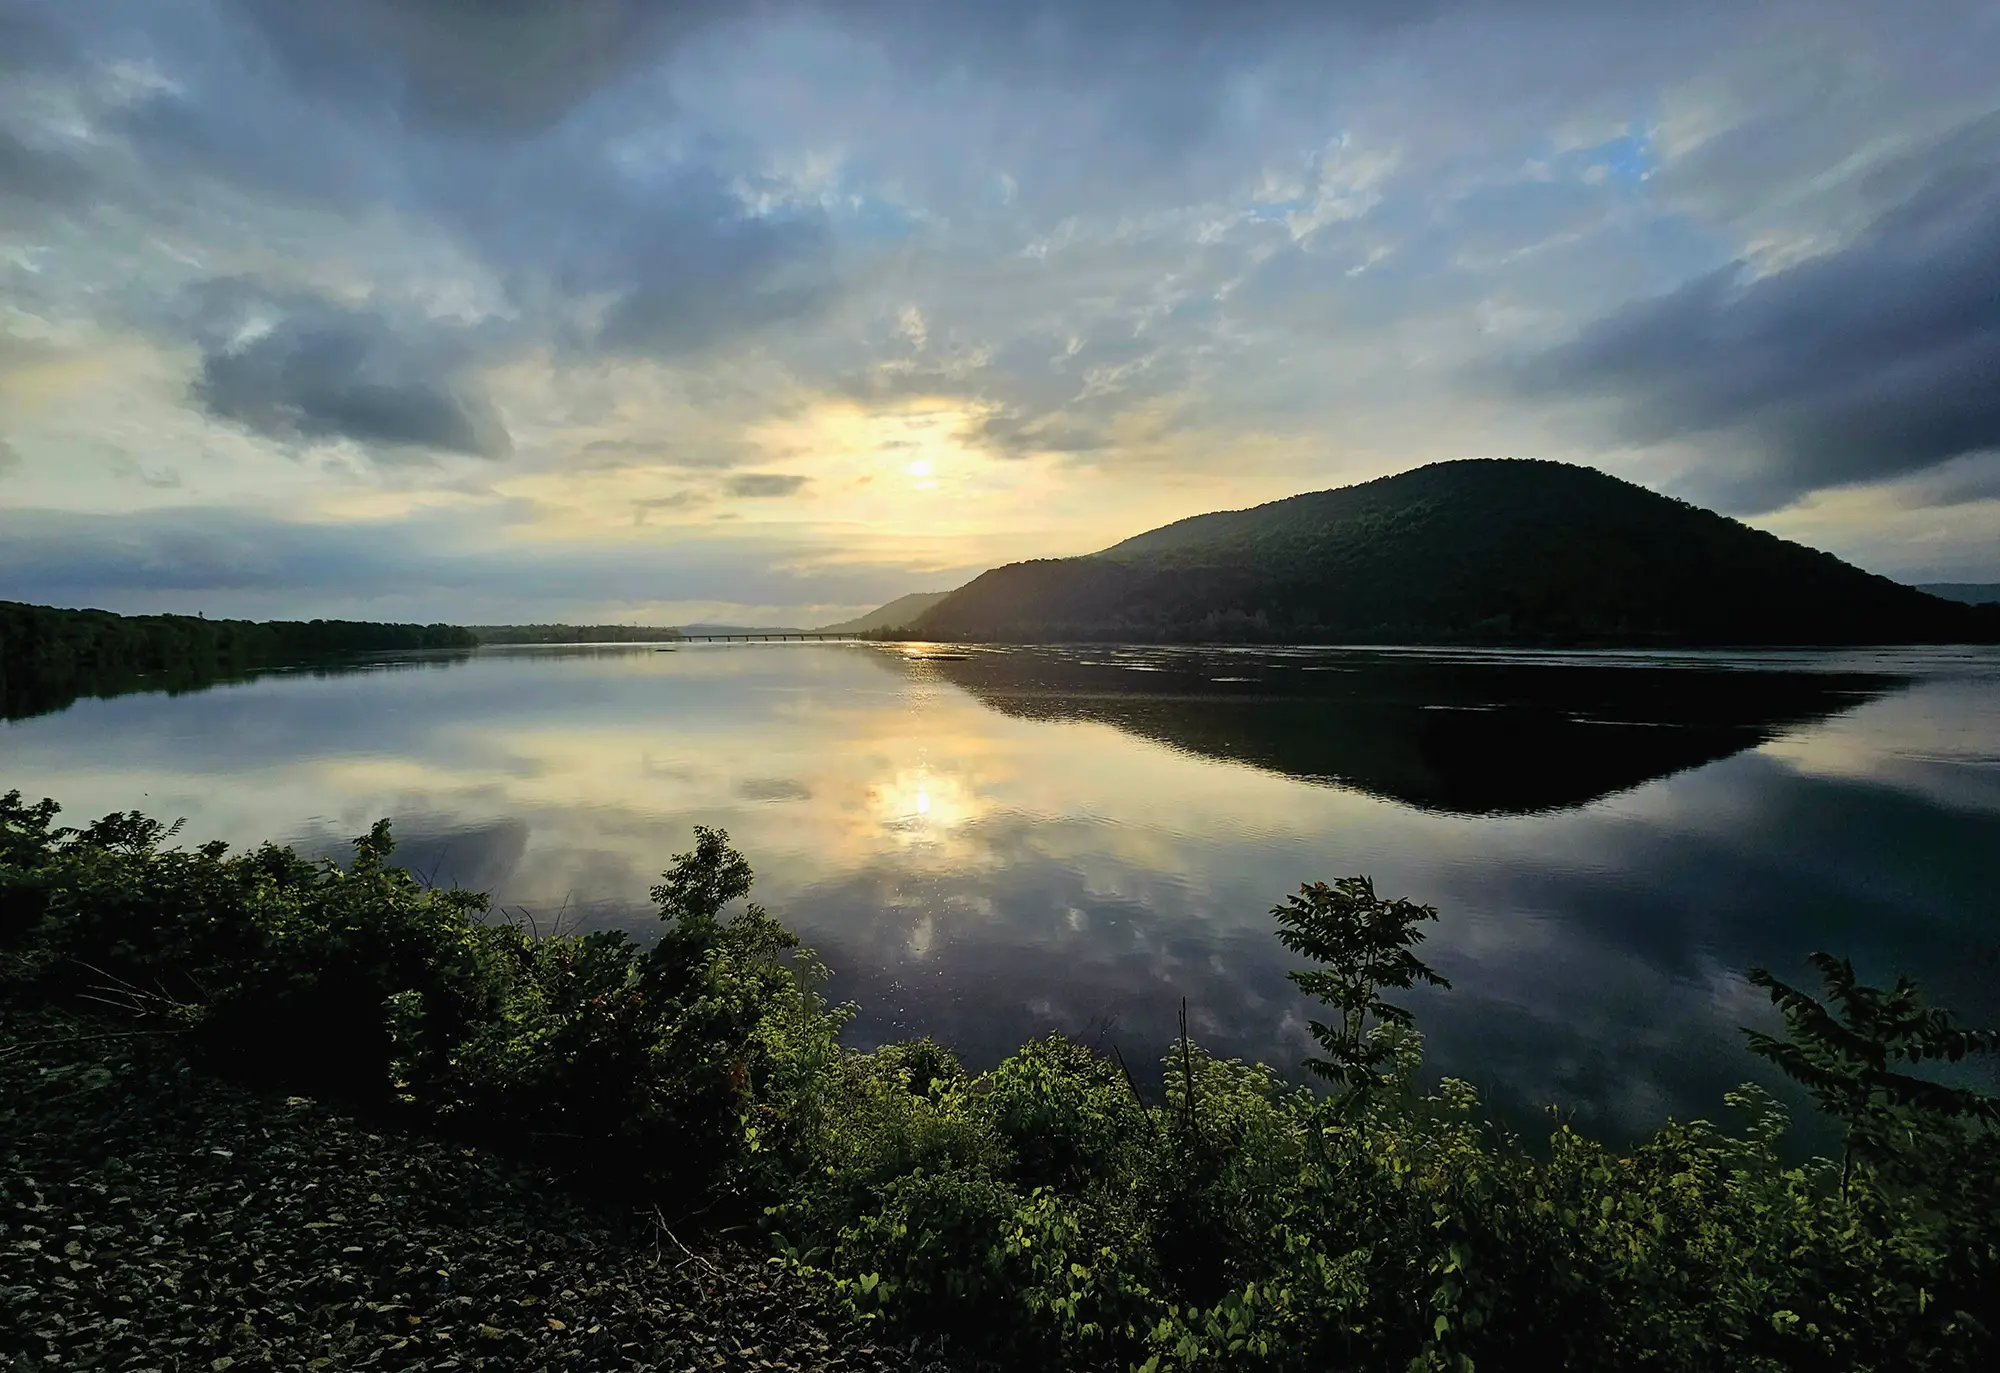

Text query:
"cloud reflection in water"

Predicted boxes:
[[3, 641, 1996, 1142]]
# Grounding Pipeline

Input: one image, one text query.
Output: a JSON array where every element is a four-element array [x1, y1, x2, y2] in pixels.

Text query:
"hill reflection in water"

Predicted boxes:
[[918, 646, 1906, 814], [7, 639, 1992, 1142]]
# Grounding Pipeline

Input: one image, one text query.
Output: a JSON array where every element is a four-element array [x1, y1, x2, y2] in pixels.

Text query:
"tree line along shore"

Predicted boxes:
[[0, 602, 710, 721]]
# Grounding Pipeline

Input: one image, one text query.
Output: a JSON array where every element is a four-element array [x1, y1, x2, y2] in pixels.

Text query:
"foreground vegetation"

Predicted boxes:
[[4, 791, 1996, 1370]]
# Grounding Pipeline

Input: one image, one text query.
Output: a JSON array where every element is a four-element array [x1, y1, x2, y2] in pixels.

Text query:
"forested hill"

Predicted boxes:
[[813, 590, 952, 635], [0, 602, 475, 719], [913, 459, 1999, 646]]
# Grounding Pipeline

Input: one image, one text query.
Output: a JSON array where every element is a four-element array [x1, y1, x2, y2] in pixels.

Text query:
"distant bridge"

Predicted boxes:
[[674, 631, 863, 642]]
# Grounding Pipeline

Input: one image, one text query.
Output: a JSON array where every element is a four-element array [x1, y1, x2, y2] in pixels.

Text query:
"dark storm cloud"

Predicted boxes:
[[834, 0, 1344, 176], [1892, 453, 2000, 509], [1517, 114, 2000, 511], [535, 163, 839, 359], [184, 281, 511, 460], [724, 473, 810, 498], [0, 332, 55, 374], [0, 7, 70, 73], [631, 491, 712, 524], [227, 0, 730, 137], [55, 3, 840, 363], [3, 0, 1719, 392], [228, 0, 1414, 137], [195, 0, 1571, 246], [973, 411, 1116, 461], [582, 439, 742, 471], [0, 128, 91, 208], [633, 491, 710, 511], [852, 0, 1393, 67]]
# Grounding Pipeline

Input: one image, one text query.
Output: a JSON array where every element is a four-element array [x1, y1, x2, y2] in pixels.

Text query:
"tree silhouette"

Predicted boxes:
[[1274, 876, 1450, 1104], [1745, 952, 2000, 1188]]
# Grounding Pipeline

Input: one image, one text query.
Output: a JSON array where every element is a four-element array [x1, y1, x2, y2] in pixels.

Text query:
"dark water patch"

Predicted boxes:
[[922, 646, 1906, 813]]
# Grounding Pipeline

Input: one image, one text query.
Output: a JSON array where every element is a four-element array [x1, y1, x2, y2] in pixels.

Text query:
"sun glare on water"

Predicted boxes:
[[870, 765, 979, 845]]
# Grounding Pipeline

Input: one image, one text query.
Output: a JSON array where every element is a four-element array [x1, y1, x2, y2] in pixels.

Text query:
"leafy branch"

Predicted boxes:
[[1745, 951, 2000, 1187], [1274, 876, 1450, 1105]]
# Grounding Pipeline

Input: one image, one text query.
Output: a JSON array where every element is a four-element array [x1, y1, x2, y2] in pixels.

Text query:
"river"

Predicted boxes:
[[6, 640, 1997, 1140]]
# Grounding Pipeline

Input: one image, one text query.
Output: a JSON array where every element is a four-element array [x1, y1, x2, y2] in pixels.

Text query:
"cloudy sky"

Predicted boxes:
[[3, 0, 1997, 626]]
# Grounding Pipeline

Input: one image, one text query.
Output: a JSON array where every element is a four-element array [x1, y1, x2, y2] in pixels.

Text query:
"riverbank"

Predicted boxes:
[[0, 1003, 949, 1373]]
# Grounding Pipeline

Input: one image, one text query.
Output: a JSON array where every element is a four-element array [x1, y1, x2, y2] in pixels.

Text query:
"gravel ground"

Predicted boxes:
[[0, 1006, 956, 1373]]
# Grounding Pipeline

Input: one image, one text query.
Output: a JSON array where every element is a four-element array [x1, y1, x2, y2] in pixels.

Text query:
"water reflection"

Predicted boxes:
[[916, 646, 1905, 813], [872, 765, 985, 842], [3, 641, 1995, 1142], [0, 649, 477, 723]]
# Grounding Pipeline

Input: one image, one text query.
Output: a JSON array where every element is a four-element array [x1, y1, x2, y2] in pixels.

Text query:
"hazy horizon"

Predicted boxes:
[[4, 1, 1997, 627]]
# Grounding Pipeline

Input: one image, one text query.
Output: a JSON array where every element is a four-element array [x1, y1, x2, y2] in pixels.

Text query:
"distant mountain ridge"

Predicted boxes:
[[910, 459, 1996, 647], [1918, 583, 2000, 605], [815, 591, 952, 635]]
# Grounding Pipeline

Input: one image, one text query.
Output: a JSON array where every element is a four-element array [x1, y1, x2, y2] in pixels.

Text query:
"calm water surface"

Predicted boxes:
[[6, 641, 1998, 1138]]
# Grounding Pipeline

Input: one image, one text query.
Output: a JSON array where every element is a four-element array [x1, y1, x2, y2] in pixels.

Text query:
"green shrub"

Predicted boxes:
[[383, 824, 854, 1205], [4, 790, 1996, 1370], [0, 790, 65, 947], [986, 1032, 1151, 1193], [14, 802, 498, 1099]]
